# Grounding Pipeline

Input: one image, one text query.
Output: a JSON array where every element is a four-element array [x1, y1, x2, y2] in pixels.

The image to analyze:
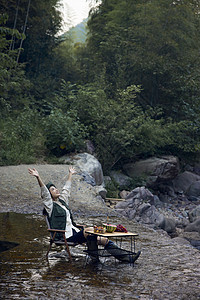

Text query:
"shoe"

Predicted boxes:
[[129, 251, 141, 264], [105, 241, 141, 264]]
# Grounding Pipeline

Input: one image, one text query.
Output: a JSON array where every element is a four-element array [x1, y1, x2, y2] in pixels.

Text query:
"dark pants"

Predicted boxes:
[[67, 229, 87, 244]]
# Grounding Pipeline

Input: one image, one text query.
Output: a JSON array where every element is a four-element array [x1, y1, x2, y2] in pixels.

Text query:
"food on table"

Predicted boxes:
[[93, 225, 106, 233], [102, 223, 117, 233], [115, 224, 128, 233]]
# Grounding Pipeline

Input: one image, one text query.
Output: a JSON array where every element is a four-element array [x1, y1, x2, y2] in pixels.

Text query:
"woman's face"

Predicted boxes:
[[49, 186, 60, 199]]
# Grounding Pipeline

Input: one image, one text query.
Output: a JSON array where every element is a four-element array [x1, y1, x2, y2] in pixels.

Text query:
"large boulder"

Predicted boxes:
[[60, 153, 104, 185], [172, 171, 200, 194], [0, 164, 113, 216], [123, 156, 179, 188]]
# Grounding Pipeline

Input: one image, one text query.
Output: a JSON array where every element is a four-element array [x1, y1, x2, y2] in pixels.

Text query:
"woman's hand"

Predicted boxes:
[[28, 168, 44, 187], [69, 166, 76, 175], [28, 168, 39, 178]]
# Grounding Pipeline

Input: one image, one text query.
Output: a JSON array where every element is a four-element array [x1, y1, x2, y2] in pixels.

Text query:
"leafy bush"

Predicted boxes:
[[43, 109, 88, 156], [0, 110, 45, 165], [105, 178, 120, 198]]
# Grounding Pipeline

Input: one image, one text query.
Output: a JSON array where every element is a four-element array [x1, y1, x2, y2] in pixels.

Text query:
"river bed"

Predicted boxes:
[[0, 212, 199, 300]]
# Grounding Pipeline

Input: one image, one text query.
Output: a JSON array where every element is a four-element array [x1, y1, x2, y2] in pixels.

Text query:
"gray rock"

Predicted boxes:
[[119, 190, 130, 199], [139, 205, 166, 229], [181, 231, 200, 250], [0, 164, 113, 217], [149, 195, 163, 207], [188, 205, 200, 222], [182, 231, 200, 241], [186, 181, 200, 198], [172, 171, 200, 193], [123, 156, 179, 188], [115, 199, 133, 209], [95, 185, 107, 199], [138, 203, 151, 216], [80, 172, 96, 186], [60, 153, 104, 185], [176, 218, 189, 228], [110, 171, 132, 188], [171, 237, 191, 246], [160, 218, 176, 234], [126, 186, 154, 201], [114, 186, 178, 234], [184, 217, 200, 234]]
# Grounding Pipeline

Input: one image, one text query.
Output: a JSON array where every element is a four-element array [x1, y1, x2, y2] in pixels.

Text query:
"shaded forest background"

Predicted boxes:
[[0, 0, 200, 174]]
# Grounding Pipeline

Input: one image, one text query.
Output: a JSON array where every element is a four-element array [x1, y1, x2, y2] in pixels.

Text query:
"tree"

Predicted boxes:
[[0, 0, 62, 75], [0, 14, 30, 116], [86, 0, 200, 119]]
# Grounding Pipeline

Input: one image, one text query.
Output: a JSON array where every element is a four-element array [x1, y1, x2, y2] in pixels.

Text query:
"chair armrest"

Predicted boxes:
[[48, 229, 66, 233]]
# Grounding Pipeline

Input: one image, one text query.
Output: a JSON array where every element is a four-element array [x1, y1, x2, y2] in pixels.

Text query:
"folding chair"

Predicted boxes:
[[44, 211, 84, 261]]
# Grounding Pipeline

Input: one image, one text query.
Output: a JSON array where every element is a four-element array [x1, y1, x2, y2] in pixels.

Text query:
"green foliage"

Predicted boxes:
[[0, 0, 62, 75], [0, 0, 200, 172], [0, 110, 45, 165], [43, 109, 88, 156], [54, 81, 200, 172], [87, 0, 200, 118], [127, 176, 148, 191], [163, 120, 200, 154], [0, 14, 31, 116], [105, 178, 120, 198]]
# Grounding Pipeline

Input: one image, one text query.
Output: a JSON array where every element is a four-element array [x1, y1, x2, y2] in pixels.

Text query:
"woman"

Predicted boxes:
[[28, 166, 107, 246], [28, 166, 141, 263]]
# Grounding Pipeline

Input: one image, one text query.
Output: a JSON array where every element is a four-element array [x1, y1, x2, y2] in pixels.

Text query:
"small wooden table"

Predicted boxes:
[[85, 230, 139, 262]]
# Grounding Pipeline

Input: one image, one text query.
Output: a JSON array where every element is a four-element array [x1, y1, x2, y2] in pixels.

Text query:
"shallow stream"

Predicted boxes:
[[0, 212, 199, 300]]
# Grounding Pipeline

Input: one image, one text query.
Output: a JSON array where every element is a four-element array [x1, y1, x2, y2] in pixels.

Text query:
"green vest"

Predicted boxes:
[[47, 200, 76, 241]]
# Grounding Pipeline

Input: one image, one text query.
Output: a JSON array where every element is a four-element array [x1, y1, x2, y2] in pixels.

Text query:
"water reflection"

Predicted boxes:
[[0, 212, 199, 300]]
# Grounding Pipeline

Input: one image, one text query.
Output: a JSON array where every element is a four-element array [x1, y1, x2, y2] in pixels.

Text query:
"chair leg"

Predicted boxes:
[[63, 234, 72, 262], [46, 232, 56, 258]]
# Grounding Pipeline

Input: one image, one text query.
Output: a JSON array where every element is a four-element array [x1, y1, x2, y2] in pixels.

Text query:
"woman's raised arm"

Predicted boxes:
[[28, 168, 45, 187]]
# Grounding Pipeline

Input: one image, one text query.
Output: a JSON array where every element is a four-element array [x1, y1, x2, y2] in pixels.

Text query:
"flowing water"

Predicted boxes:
[[0, 212, 199, 300]]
